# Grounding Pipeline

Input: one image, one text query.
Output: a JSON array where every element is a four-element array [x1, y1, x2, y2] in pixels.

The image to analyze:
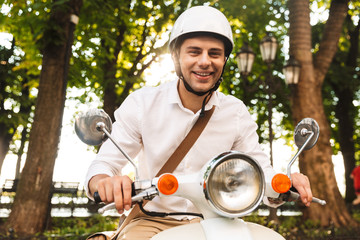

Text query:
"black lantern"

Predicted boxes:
[[283, 56, 301, 85], [260, 32, 278, 64], [236, 42, 255, 77]]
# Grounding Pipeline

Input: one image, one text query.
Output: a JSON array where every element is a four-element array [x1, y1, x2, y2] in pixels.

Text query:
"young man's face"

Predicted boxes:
[[178, 36, 226, 94]]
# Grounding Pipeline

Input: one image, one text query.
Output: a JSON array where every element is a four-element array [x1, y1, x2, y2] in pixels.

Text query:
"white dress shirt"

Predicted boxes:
[[85, 79, 276, 218]]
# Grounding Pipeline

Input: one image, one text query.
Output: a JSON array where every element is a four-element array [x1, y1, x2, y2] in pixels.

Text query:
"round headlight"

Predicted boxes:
[[203, 151, 265, 218]]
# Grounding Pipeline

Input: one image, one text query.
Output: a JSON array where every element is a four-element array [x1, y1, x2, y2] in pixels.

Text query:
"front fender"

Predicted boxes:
[[151, 218, 285, 240]]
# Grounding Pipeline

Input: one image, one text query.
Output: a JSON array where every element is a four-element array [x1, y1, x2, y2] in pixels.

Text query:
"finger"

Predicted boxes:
[[300, 175, 312, 205], [114, 177, 125, 213], [97, 182, 107, 203], [104, 178, 114, 203], [298, 186, 311, 206], [292, 173, 312, 206], [122, 176, 133, 211]]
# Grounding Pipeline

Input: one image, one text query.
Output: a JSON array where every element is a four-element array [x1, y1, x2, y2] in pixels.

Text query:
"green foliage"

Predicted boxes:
[[0, 33, 35, 155], [217, 0, 294, 145], [39, 212, 360, 240], [43, 215, 119, 239], [70, 0, 187, 107], [320, 5, 360, 156], [244, 212, 360, 240], [1, 0, 47, 71]]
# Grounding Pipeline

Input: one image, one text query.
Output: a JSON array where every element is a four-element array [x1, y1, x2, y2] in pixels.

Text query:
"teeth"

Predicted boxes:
[[196, 72, 211, 76]]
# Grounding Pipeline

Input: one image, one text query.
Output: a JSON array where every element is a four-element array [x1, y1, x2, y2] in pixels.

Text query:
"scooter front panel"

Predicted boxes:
[[201, 218, 253, 240], [151, 218, 285, 240], [246, 221, 285, 240], [151, 222, 206, 240]]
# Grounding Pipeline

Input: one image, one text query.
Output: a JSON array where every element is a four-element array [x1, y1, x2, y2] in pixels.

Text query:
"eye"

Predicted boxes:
[[189, 49, 201, 55], [209, 51, 223, 58]]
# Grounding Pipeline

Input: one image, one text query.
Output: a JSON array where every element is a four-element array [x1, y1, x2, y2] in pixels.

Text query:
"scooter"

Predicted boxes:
[[75, 109, 326, 240]]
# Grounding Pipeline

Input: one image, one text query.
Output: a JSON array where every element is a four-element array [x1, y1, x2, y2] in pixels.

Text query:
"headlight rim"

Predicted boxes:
[[203, 151, 265, 218]]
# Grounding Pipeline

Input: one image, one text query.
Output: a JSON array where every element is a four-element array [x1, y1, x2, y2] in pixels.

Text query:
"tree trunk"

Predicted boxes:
[[15, 126, 28, 180], [288, 0, 358, 227], [335, 87, 356, 202], [0, 126, 14, 173], [336, 18, 359, 203], [5, 0, 83, 236], [0, 39, 17, 173], [102, 23, 126, 121], [15, 76, 32, 180]]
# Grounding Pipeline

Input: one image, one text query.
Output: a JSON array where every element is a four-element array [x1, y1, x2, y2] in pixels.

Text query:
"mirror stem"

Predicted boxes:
[[96, 122, 140, 180], [286, 129, 314, 179]]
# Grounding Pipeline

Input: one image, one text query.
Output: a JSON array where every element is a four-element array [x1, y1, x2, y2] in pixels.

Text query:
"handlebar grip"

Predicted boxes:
[[312, 197, 326, 205], [279, 191, 326, 205], [93, 182, 136, 203], [94, 191, 102, 203]]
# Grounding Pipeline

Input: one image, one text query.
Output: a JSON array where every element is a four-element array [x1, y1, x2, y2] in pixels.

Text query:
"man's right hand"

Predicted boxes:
[[89, 174, 133, 214]]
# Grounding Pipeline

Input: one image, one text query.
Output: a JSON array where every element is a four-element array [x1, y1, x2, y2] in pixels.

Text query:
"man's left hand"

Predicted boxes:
[[291, 172, 313, 207]]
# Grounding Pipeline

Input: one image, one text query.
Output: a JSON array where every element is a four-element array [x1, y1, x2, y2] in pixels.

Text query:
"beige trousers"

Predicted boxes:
[[117, 213, 201, 240]]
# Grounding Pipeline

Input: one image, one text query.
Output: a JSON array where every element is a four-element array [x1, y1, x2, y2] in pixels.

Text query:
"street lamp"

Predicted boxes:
[[260, 32, 278, 64], [283, 56, 301, 84], [259, 32, 278, 167], [235, 42, 255, 77], [237, 32, 279, 221], [236, 33, 299, 221]]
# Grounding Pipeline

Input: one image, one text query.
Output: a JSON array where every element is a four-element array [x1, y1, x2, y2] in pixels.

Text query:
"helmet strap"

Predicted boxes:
[[181, 77, 210, 96], [179, 57, 228, 97], [199, 91, 213, 117]]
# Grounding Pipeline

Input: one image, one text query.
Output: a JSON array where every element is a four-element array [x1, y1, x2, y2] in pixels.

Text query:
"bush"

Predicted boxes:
[[0, 215, 119, 240], [44, 215, 119, 239], [243, 212, 360, 240], [1, 210, 359, 239]]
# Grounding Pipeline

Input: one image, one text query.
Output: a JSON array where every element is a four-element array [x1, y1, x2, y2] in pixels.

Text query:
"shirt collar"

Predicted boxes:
[[168, 79, 220, 111]]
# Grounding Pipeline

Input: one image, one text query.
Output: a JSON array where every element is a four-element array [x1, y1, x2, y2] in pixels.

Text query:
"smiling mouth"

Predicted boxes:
[[194, 71, 213, 77]]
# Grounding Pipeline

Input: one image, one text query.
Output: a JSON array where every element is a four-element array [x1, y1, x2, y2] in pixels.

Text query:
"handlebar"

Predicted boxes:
[[93, 182, 158, 214], [93, 182, 137, 203], [279, 190, 326, 205]]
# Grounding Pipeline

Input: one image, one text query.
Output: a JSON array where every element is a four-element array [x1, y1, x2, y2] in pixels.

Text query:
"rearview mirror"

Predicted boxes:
[[74, 108, 112, 146], [294, 118, 319, 150], [286, 118, 320, 178]]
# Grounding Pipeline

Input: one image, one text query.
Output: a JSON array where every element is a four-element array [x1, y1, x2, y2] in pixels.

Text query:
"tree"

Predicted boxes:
[[2, 0, 185, 235], [322, 10, 360, 203], [220, 0, 293, 143], [0, 39, 18, 172], [0, 0, 45, 182], [218, 0, 359, 226], [5, 0, 83, 236], [288, 0, 358, 227], [71, 0, 187, 120]]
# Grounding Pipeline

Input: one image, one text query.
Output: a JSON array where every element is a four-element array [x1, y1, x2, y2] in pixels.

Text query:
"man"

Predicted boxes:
[[351, 165, 360, 205], [85, 6, 313, 240]]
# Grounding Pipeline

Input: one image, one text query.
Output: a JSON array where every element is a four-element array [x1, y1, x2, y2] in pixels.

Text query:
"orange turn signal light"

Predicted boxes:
[[157, 174, 179, 195], [271, 173, 291, 193]]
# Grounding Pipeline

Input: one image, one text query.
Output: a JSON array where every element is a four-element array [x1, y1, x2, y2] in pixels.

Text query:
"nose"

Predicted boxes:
[[198, 52, 211, 68]]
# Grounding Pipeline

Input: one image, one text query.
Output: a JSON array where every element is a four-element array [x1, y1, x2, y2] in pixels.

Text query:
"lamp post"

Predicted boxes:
[[259, 32, 278, 167], [236, 33, 301, 167], [236, 33, 301, 221], [237, 34, 302, 164]]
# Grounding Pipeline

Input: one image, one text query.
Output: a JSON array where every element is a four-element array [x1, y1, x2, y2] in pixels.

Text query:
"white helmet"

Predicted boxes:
[[169, 6, 234, 57]]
